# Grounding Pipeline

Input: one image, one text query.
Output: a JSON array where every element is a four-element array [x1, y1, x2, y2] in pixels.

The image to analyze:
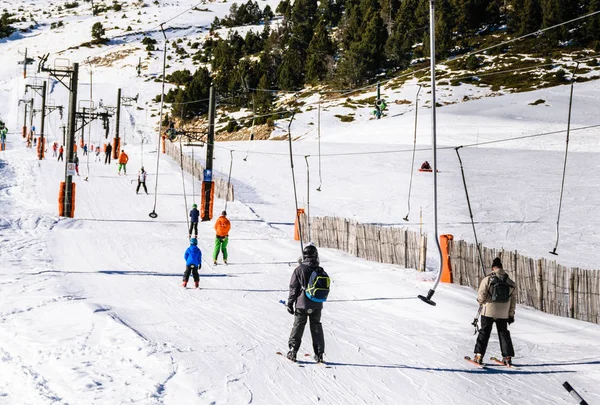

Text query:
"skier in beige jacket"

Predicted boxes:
[[473, 257, 517, 365]]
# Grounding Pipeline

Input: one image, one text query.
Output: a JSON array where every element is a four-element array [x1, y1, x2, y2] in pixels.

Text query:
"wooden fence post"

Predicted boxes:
[[537, 259, 544, 312], [419, 234, 427, 272]]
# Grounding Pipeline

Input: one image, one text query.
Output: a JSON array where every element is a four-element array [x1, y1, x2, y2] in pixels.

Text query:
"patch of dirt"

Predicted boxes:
[[87, 47, 140, 67], [215, 124, 274, 141]]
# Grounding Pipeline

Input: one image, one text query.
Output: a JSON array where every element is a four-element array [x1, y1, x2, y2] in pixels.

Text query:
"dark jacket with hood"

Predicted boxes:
[[288, 257, 324, 310]]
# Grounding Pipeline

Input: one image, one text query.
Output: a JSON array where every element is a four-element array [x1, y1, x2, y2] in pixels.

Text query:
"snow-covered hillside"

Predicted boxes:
[[1, 1, 599, 404]]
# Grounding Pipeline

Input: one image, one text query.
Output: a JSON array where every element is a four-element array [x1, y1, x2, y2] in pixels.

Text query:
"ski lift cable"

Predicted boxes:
[[179, 136, 190, 232], [316, 100, 322, 191], [403, 84, 422, 222], [550, 62, 580, 256], [84, 57, 92, 181], [224, 150, 234, 212], [205, 122, 600, 160], [455, 146, 486, 277], [191, 145, 195, 205], [285, 113, 303, 254], [149, 25, 169, 219]]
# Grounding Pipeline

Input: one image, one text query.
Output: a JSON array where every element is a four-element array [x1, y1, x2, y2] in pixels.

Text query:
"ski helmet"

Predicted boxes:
[[302, 244, 318, 261], [190, 238, 198, 245]]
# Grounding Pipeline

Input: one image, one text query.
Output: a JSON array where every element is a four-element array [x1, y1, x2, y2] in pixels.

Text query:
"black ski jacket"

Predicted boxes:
[[288, 257, 324, 310]]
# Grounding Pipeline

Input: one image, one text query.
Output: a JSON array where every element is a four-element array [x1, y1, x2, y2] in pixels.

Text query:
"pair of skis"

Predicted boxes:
[[464, 356, 517, 369], [276, 352, 331, 368]]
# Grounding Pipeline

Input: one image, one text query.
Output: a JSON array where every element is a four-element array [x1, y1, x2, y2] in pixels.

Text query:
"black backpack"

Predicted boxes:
[[489, 273, 511, 303], [304, 266, 331, 303]]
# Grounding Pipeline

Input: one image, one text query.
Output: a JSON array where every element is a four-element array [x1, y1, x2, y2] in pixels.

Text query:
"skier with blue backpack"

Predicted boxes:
[[286, 244, 330, 363], [182, 238, 202, 288]]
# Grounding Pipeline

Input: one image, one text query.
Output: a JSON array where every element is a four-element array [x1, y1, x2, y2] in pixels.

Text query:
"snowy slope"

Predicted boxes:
[[1, 1, 600, 404]]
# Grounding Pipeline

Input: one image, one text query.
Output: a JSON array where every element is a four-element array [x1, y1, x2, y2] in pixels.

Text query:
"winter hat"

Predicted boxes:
[[221, 211, 227, 216], [302, 244, 318, 261], [190, 238, 198, 246], [192, 204, 197, 208], [492, 257, 502, 269]]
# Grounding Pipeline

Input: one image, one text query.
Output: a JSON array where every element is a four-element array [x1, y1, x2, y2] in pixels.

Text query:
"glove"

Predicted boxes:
[[286, 302, 295, 315], [507, 316, 514, 325]]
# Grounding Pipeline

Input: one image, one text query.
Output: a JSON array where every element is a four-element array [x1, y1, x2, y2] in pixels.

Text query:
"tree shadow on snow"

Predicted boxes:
[[324, 361, 576, 375]]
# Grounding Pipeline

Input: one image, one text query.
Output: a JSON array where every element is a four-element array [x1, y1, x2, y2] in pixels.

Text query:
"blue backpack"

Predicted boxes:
[[304, 266, 331, 302]]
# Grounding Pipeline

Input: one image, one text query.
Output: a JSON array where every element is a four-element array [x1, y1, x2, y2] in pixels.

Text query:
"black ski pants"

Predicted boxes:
[[183, 264, 199, 283], [105, 153, 111, 164], [474, 315, 514, 357], [288, 308, 324, 355], [189, 222, 198, 237], [136, 181, 147, 194]]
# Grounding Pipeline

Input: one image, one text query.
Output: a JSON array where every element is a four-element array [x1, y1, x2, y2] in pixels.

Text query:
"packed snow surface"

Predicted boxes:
[[0, 0, 599, 404]]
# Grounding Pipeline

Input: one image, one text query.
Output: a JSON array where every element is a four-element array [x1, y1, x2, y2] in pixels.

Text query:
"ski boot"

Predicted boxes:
[[314, 353, 324, 363], [194, 281, 199, 288], [213, 260, 217, 265], [473, 353, 483, 365], [502, 356, 512, 366], [286, 349, 297, 362], [182, 281, 187, 288], [223, 259, 228, 265]]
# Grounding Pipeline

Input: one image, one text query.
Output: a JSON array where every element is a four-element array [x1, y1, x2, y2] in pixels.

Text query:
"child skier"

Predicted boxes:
[[189, 203, 199, 238], [183, 238, 202, 288]]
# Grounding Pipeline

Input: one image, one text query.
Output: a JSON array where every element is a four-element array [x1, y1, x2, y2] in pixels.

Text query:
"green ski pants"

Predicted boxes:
[[213, 236, 228, 260]]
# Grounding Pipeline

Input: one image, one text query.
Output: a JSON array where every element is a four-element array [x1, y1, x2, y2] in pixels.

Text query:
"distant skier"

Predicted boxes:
[[136, 166, 148, 194], [420, 161, 431, 171], [472, 257, 517, 366], [118, 150, 129, 175], [0, 126, 7, 149], [57, 145, 64, 161], [182, 237, 202, 288], [83, 144, 88, 156], [286, 244, 329, 363], [105, 143, 112, 165], [52, 142, 58, 157], [189, 203, 199, 238], [73, 153, 80, 176], [213, 210, 231, 265], [95, 147, 101, 162]]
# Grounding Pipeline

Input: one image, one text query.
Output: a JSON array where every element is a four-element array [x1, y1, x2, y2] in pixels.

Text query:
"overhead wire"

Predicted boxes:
[[550, 62, 580, 255], [403, 84, 422, 222]]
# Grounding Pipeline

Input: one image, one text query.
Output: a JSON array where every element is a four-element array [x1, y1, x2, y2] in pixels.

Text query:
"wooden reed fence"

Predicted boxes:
[[164, 140, 234, 201], [298, 214, 426, 271], [448, 239, 600, 324]]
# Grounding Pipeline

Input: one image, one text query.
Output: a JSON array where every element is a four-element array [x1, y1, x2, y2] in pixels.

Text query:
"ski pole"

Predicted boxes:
[[562, 381, 588, 405], [471, 305, 482, 335]]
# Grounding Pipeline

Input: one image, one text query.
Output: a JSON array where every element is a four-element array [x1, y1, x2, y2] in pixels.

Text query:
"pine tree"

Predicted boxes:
[[587, 0, 600, 43], [253, 74, 273, 115], [519, 0, 542, 35], [305, 21, 335, 84]]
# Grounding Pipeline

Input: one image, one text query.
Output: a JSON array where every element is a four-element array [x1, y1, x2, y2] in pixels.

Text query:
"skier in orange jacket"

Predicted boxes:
[[213, 211, 231, 265], [118, 150, 129, 175]]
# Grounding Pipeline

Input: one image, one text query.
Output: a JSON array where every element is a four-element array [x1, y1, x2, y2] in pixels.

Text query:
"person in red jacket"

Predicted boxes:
[[213, 211, 231, 265]]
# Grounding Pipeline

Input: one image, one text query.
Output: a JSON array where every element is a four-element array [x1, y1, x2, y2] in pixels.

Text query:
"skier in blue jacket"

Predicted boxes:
[[183, 238, 202, 288]]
